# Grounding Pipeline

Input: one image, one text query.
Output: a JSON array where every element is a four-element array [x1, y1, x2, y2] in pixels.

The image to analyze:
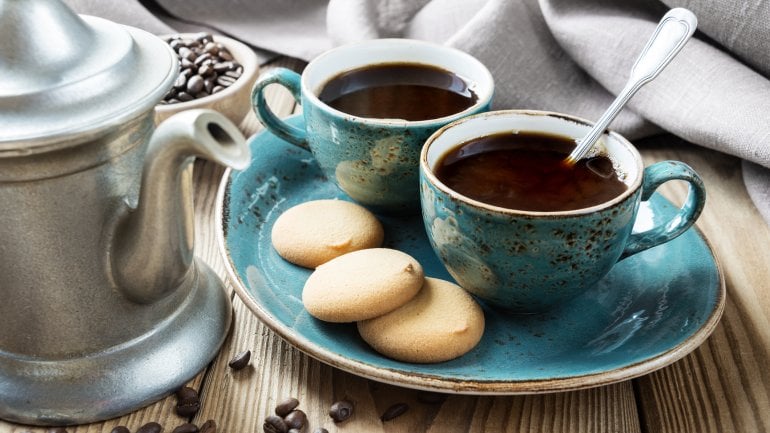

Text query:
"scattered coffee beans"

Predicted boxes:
[[265, 397, 317, 433], [263, 415, 288, 433], [228, 349, 251, 371], [275, 397, 300, 417], [176, 386, 201, 417], [111, 426, 130, 433], [172, 422, 200, 433], [380, 402, 409, 422], [328, 400, 354, 423], [161, 33, 244, 104], [136, 422, 162, 433], [265, 396, 355, 433]]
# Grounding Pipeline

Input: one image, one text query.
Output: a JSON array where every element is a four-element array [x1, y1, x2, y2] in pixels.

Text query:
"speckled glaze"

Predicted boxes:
[[251, 39, 494, 214], [216, 115, 724, 394], [420, 110, 707, 312]]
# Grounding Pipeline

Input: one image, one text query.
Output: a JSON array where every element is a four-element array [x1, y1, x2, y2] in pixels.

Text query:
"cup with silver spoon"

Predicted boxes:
[[418, 8, 706, 312]]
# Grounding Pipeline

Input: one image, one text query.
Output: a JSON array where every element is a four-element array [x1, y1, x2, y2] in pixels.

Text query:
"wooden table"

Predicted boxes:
[[3, 57, 769, 433]]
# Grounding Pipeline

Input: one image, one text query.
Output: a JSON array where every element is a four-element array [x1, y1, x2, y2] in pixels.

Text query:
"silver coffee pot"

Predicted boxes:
[[0, 0, 249, 425]]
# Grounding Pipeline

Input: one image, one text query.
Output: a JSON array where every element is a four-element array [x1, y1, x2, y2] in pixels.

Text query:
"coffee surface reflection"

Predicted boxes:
[[319, 62, 478, 121], [435, 132, 628, 212]]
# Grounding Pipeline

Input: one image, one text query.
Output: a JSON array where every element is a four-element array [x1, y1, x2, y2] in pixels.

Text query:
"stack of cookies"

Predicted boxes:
[[271, 199, 485, 364]]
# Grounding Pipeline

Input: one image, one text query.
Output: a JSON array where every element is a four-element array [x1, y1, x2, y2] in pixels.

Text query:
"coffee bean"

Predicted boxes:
[[224, 70, 242, 79], [187, 75, 203, 95], [180, 58, 195, 70], [287, 429, 301, 433], [111, 426, 130, 433], [216, 75, 236, 87], [176, 386, 201, 417], [228, 349, 251, 371], [198, 64, 214, 77], [313, 429, 329, 433], [136, 422, 162, 433], [204, 78, 215, 93], [263, 415, 288, 433], [204, 42, 218, 55], [380, 402, 409, 422], [161, 34, 244, 105], [177, 92, 194, 102], [176, 386, 197, 400], [274, 397, 299, 417], [173, 74, 187, 90], [417, 391, 448, 404], [194, 53, 212, 66], [172, 422, 199, 433], [183, 52, 197, 62], [199, 419, 217, 433], [284, 409, 307, 430], [328, 400, 354, 423], [177, 400, 201, 417], [186, 75, 204, 94], [213, 62, 232, 73]]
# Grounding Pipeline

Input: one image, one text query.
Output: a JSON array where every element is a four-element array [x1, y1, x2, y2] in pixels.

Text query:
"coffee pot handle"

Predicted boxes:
[[251, 67, 309, 149], [620, 161, 706, 259]]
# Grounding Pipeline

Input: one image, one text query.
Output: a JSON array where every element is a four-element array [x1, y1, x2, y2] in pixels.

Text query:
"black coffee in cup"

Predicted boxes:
[[435, 132, 628, 212], [318, 62, 478, 121]]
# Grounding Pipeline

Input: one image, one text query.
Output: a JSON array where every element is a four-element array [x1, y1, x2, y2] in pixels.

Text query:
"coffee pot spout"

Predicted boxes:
[[112, 109, 249, 303]]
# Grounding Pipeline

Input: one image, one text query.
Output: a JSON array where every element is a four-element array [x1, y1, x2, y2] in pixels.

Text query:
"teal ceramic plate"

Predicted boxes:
[[216, 115, 725, 394]]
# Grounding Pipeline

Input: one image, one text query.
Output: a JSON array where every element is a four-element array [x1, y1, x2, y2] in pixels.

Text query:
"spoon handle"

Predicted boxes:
[[565, 8, 698, 165]]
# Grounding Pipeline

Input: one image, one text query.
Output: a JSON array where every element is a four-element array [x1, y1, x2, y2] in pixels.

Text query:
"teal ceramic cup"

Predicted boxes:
[[420, 110, 707, 313], [251, 38, 494, 214]]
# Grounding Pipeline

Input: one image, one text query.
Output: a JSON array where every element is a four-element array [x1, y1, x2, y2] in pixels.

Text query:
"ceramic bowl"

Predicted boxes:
[[154, 33, 260, 126]]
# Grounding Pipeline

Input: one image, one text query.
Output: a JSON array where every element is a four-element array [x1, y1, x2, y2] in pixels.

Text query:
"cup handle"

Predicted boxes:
[[251, 67, 308, 148], [620, 160, 706, 259]]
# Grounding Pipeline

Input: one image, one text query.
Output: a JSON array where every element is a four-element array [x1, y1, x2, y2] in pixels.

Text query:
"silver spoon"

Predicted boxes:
[[564, 8, 698, 165]]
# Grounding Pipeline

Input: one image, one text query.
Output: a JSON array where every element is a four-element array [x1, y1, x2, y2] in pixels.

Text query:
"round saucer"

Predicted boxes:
[[216, 115, 725, 394]]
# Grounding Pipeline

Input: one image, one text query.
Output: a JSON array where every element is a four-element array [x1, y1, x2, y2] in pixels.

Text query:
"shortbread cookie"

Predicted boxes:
[[357, 277, 484, 363], [302, 248, 424, 322], [271, 199, 384, 268]]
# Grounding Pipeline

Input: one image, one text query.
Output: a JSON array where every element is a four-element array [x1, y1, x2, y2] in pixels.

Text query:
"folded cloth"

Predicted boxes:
[[63, 0, 770, 225]]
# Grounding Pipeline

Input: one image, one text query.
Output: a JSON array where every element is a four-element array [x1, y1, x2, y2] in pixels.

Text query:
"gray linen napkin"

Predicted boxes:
[[63, 0, 770, 225]]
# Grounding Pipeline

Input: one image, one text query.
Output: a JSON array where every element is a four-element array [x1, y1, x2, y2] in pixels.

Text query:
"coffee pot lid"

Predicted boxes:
[[0, 0, 177, 154]]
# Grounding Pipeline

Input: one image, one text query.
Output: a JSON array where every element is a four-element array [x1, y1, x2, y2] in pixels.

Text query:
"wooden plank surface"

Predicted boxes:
[[2, 57, 769, 433]]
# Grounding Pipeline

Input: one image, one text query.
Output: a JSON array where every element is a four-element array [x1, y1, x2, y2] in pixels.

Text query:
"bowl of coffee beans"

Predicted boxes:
[[155, 32, 259, 125]]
